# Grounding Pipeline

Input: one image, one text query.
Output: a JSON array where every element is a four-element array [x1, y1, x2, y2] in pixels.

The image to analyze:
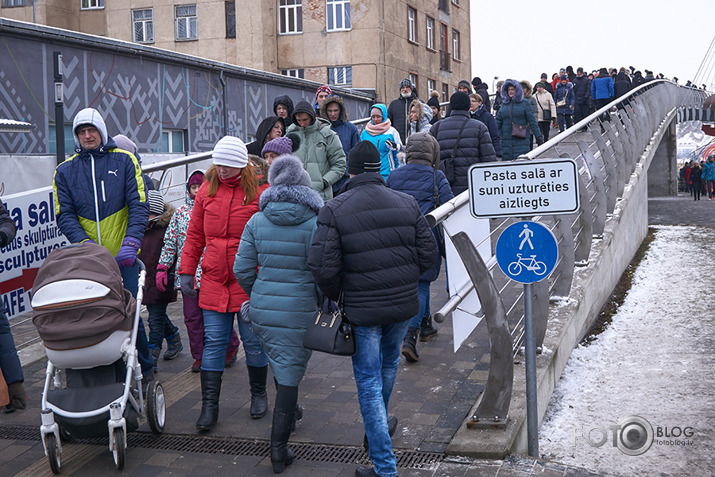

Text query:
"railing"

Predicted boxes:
[[425, 80, 709, 427]]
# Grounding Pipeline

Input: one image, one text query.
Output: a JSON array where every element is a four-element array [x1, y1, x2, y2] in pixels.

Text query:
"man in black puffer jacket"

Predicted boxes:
[[308, 141, 437, 477], [430, 91, 497, 196], [387, 78, 420, 144]]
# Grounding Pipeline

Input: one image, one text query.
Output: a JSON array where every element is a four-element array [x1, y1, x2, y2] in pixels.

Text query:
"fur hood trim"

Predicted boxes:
[[259, 184, 324, 214], [500, 79, 524, 103], [320, 95, 348, 122]]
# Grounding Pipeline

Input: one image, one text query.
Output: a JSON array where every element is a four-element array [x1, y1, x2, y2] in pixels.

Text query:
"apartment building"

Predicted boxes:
[[0, 0, 471, 103]]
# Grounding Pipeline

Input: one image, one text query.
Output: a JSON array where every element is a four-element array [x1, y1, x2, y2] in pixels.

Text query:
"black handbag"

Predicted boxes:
[[537, 96, 551, 121], [303, 295, 356, 356]]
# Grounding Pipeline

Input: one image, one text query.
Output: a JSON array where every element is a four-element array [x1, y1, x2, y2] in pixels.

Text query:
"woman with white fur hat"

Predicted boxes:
[[178, 135, 270, 432], [234, 155, 323, 473]]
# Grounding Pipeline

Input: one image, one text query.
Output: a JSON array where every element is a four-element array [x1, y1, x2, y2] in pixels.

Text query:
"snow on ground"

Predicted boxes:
[[539, 226, 715, 477]]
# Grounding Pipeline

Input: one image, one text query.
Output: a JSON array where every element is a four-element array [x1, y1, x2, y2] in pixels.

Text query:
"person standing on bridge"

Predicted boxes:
[[178, 136, 270, 432], [0, 202, 27, 412], [702, 155, 715, 200], [495, 80, 544, 161], [387, 78, 420, 144], [308, 141, 437, 477], [52, 107, 154, 386]]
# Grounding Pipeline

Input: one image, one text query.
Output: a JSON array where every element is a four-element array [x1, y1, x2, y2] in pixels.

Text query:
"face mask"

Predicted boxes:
[[401, 91, 411, 98]]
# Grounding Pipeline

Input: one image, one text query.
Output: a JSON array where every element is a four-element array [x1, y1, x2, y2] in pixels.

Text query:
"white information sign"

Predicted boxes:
[[468, 158, 580, 218]]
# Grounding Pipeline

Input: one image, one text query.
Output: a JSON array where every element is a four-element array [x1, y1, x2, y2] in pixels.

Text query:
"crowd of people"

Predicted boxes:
[[0, 65, 687, 476], [680, 155, 715, 201]]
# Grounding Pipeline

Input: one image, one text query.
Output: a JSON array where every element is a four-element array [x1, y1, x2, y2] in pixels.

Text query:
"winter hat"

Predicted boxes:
[[559, 75, 567, 81], [458, 80, 473, 93], [268, 155, 311, 187], [472, 77, 482, 87], [212, 135, 248, 169], [535, 82, 545, 89], [113, 134, 137, 154], [261, 132, 301, 157], [399, 78, 413, 89], [314, 85, 332, 102], [427, 90, 441, 108], [187, 170, 204, 189], [577, 67, 584, 73], [540, 73, 548, 79], [348, 141, 381, 175], [146, 189, 164, 216], [449, 91, 470, 111]]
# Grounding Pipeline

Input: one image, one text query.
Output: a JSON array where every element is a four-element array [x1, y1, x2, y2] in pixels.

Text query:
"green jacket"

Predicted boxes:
[[287, 118, 346, 200]]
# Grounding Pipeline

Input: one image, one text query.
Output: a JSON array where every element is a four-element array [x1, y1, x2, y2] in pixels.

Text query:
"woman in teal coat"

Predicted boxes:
[[234, 155, 323, 474], [360, 103, 403, 179], [496, 79, 543, 160]]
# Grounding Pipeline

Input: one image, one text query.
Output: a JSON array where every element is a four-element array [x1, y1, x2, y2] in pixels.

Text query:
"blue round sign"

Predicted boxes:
[[496, 221, 558, 283]]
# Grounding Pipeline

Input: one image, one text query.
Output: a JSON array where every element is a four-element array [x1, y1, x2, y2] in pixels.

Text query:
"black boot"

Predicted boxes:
[[401, 326, 419, 362], [270, 408, 296, 473], [247, 365, 268, 419], [196, 370, 222, 431], [419, 314, 438, 342]]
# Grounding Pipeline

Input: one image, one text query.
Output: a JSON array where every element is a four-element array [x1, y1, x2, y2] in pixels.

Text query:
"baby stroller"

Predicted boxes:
[[31, 243, 165, 473]]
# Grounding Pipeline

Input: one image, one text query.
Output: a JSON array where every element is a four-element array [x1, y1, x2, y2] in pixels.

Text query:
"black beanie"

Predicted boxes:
[[427, 93, 440, 109], [348, 141, 381, 175], [449, 91, 470, 111]]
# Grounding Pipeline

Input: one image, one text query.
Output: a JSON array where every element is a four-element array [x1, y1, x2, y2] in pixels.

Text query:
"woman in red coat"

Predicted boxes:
[[178, 135, 269, 432]]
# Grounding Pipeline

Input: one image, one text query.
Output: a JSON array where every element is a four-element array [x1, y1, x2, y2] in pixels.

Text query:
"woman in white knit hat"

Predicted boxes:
[[177, 135, 270, 432]]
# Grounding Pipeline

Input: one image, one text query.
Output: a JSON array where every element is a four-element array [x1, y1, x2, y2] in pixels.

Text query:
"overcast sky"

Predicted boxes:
[[470, 0, 715, 93]]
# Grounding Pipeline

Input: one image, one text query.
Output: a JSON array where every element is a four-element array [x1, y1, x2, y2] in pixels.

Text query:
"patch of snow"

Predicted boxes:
[[539, 226, 715, 477]]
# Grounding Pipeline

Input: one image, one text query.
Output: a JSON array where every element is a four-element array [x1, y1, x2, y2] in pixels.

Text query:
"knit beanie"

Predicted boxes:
[[472, 77, 482, 87], [187, 170, 204, 189], [113, 134, 137, 154], [314, 85, 332, 102], [427, 91, 441, 108], [268, 155, 311, 187], [213, 136, 248, 169], [449, 91, 470, 111], [399, 78, 413, 89], [261, 136, 293, 157], [146, 189, 164, 216], [560, 75, 568, 81], [535, 82, 545, 89], [348, 141, 381, 175]]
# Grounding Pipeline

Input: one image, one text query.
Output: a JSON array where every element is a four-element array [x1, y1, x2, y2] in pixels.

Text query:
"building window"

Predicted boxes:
[[409, 73, 418, 92], [162, 130, 185, 153], [132, 9, 154, 44], [80, 0, 103, 9], [442, 83, 449, 104], [225, 1, 236, 38], [2, 0, 26, 6], [327, 0, 350, 31], [452, 29, 460, 61], [451, 0, 459, 5], [427, 79, 436, 96], [175, 5, 198, 41], [279, 0, 302, 35], [48, 124, 75, 155], [407, 7, 417, 43], [281, 69, 305, 79], [439, 23, 449, 71], [438, 0, 449, 13], [328, 66, 352, 86], [426, 16, 434, 50]]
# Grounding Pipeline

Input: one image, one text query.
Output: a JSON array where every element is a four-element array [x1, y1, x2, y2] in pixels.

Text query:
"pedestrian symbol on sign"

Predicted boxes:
[[519, 224, 535, 250], [496, 221, 558, 284]]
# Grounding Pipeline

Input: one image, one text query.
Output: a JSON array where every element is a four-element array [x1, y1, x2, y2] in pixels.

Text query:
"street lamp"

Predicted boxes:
[[492, 76, 499, 93], [53, 51, 65, 165]]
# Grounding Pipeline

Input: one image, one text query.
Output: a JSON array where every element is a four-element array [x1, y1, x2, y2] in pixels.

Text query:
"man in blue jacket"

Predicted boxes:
[[53, 107, 154, 382], [308, 141, 437, 477]]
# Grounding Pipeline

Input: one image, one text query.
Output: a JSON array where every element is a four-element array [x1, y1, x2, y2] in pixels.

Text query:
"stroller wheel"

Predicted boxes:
[[111, 428, 126, 470], [146, 381, 166, 434], [45, 433, 62, 474]]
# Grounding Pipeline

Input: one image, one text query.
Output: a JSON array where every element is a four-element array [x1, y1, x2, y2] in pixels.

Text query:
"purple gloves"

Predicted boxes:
[[180, 274, 197, 297], [116, 237, 141, 267], [156, 263, 169, 292]]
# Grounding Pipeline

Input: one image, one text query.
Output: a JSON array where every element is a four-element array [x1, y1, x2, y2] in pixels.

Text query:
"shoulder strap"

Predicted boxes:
[[433, 170, 441, 209], [450, 117, 470, 159]]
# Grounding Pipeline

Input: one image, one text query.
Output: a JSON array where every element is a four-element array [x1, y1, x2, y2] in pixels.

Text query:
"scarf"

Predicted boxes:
[[364, 118, 392, 136]]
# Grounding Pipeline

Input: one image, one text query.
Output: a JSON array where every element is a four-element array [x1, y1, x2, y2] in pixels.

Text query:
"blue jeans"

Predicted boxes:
[[201, 309, 268, 372], [120, 263, 154, 375], [0, 304, 23, 385], [147, 303, 179, 348], [352, 320, 411, 477], [409, 281, 431, 329]]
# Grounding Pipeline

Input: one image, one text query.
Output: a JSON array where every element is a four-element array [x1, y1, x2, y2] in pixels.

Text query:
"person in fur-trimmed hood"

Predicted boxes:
[[495, 79, 543, 160], [234, 155, 323, 474]]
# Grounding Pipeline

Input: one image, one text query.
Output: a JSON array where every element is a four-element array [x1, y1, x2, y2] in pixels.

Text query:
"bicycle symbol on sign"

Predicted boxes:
[[508, 253, 547, 276]]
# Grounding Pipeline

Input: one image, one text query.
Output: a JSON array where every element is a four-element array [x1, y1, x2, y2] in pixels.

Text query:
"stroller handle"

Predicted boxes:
[[135, 259, 146, 273]]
